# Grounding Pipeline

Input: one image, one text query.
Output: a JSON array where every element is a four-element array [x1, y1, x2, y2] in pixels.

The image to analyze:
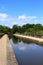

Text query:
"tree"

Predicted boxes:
[[0, 25, 11, 34], [12, 25, 19, 33], [0, 25, 4, 33]]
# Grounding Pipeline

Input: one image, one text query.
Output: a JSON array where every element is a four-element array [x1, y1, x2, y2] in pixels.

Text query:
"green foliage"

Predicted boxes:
[[0, 25, 4, 33], [36, 30, 43, 34], [0, 24, 43, 35], [27, 28, 36, 34], [0, 25, 11, 34], [33, 24, 43, 31], [12, 25, 22, 34], [12, 25, 19, 33], [12, 24, 43, 35]]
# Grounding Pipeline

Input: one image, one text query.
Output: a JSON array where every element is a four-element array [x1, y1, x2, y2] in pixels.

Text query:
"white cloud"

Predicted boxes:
[[18, 15, 37, 20], [0, 13, 15, 22], [28, 16, 37, 20], [0, 13, 8, 18], [18, 15, 37, 24], [0, 13, 9, 22], [18, 15, 26, 20], [0, 13, 38, 23], [0, 13, 43, 27]]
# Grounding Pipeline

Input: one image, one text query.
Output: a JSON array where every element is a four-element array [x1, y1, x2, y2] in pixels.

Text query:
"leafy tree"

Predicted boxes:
[[0, 25, 4, 33], [0, 25, 11, 34], [12, 25, 19, 33]]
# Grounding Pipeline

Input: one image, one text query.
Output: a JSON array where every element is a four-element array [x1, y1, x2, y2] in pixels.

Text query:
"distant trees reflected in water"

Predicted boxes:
[[11, 36, 21, 43], [11, 36, 43, 47]]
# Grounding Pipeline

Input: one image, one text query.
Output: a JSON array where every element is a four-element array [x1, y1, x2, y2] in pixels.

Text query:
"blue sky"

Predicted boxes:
[[0, 0, 43, 27]]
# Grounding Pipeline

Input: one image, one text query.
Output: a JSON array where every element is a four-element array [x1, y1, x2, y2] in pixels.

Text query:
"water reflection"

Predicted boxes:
[[10, 36, 43, 65], [11, 36, 43, 46], [12, 36, 21, 43]]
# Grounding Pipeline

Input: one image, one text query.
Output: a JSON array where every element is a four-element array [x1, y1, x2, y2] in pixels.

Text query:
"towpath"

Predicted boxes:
[[0, 34, 18, 65]]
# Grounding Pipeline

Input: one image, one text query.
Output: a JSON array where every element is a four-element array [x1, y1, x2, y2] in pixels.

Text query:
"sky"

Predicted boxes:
[[0, 0, 43, 27]]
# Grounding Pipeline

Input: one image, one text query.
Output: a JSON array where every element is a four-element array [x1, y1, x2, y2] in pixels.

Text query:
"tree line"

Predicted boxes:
[[0, 24, 43, 35], [0, 25, 11, 34], [12, 24, 43, 35]]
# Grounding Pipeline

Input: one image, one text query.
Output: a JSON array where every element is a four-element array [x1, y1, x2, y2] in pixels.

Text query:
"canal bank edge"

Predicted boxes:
[[14, 34, 43, 43], [0, 34, 18, 65]]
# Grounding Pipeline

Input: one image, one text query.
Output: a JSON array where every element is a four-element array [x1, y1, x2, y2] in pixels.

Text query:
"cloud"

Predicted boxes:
[[0, 13, 43, 27], [0, 13, 8, 22], [28, 16, 37, 20], [18, 15, 26, 20], [0, 13, 38, 23], [0, 13, 15, 22], [18, 15, 37, 24], [0, 13, 8, 18], [18, 15, 37, 20]]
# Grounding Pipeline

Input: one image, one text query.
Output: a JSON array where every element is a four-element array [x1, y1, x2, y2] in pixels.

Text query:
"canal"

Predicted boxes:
[[10, 36, 43, 65]]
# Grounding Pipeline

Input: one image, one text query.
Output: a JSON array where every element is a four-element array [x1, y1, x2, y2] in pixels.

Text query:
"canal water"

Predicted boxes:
[[10, 36, 43, 65]]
